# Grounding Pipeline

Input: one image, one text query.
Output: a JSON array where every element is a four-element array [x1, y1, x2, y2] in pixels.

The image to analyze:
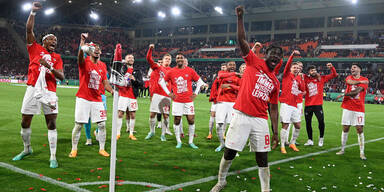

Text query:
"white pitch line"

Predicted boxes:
[[148, 137, 384, 192], [0, 162, 91, 192], [74, 180, 168, 188]]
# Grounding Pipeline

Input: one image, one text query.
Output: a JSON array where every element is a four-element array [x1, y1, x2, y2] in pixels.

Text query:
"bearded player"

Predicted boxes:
[[69, 33, 113, 158], [13, 2, 64, 169], [210, 6, 281, 192], [160, 53, 207, 149], [336, 64, 368, 160]]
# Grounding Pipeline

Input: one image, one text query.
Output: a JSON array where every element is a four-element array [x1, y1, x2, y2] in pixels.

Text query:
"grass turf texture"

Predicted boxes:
[[0, 83, 383, 192]]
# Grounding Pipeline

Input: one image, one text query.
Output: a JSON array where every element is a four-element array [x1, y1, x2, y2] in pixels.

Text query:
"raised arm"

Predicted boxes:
[[78, 33, 87, 66], [146, 44, 159, 70], [283, 50, 300, 77], [236, 6, 250, 56], [26, 2, 42, 44], [322, 63, 338, 82]]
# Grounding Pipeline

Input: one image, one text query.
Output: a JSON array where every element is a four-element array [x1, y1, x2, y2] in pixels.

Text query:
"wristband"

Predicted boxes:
[[30, 11, 36, 16]]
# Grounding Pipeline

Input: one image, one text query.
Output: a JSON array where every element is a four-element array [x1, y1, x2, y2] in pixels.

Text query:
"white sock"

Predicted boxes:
[[216, 123, 225, 147], [164, 117, 171, 133], [223, 122, 227, 137], [358, 132, 365, 155], [180, 119, 184, 134], [98, 122, 106, 151], [21, 128, 31, 153], [217, 156, 232, 184], [48, 129, 57, 161], [161, 118, 167, 136], [117, 117, 122, 135], [286, 123, 292, 142], [174, 124, 181, 143], [188, 124, 195, 144], [71, 123, 82, 151], [341, 131, 349, 151], [290, 128, 300, 144], [209, 116, 215, 133], [280, 129, 288, 148], [126, 118, 130, 131], [129, 118, 135, 135], [149, 117, 156, 134], [258, 167, 270, 192]]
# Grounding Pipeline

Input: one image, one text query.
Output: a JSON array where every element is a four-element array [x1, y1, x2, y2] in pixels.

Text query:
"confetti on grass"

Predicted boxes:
[[41, 188, 47, 191]]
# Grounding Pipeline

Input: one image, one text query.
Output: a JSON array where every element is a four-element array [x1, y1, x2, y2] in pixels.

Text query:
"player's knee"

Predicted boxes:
[[74, 123, 82, 131], [118, 111, 124, 118], [224, 148, 237, 160], [188, 119, 195, 125], [47, 121, 56, 130], [255, 152, 268, 167], [129, 112, 136, 119], [21, 120, 30, 128]]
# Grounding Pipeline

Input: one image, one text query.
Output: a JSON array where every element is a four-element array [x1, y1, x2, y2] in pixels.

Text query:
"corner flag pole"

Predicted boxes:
[[109, 43, 123, 192]]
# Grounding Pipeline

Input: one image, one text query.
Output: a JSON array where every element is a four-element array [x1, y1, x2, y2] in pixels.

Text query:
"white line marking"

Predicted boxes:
[[74, 181, 168, 188], [148, 137, 384, 192], [0, 162, 91, 192]]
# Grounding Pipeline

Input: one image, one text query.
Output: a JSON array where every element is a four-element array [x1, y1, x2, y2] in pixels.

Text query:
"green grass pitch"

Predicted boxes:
[[0, 83, 383, 192]]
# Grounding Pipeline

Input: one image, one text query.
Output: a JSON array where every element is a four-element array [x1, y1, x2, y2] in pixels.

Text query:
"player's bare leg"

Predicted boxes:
[[336, 125, 350, 155], [186, 115, 198, 149], [45, 114, 58, 168], [356, 125, 366, 160], [173, 116, 182, 148], [289, 122, 301, 152], [117, 110, 125, 140], [145, 112, 157, 139], [207, 111, 215, 139], [13, 115, 34, 161], [128, 111, 137, 140], [210, 148, 237, 192], [125, 112, 130, 133]]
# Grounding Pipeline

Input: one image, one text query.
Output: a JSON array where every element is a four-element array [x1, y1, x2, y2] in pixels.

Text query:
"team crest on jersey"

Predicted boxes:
[[175, 76, 188, 93]]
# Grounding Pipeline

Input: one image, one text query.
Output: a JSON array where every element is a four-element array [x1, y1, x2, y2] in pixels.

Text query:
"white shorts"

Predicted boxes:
[[118, 96, 138, 112], [297, 102, 303, 117], [172, 102, 194, 116], [149, 93, 171, 114], [21, 86, 58, 115], [210, 103, 217, 112], [280, 103, 301, 123], [75, 97, 107, 124], [341, 109, 365, 126], [225, 110, 271, 152], [215, 102, 235, 124]]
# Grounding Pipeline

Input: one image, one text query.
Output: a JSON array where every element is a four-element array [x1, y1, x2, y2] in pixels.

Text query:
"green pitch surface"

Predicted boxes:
[[0, 83, 383, 192]]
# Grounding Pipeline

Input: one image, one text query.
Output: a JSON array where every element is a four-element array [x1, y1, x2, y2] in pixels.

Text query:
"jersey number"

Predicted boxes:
[[265, 135, 270, 145]]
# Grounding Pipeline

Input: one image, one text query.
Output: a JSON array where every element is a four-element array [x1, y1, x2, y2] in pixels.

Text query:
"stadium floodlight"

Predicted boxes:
[[214, 6, 223, 14], [158, 11, 166, 18], [44, 8, 54, 15], [351, 0, 357, 4], [90, 11, 99, 20], [171, 6, 181, 16], [22, 3, 32, 11], [68, 0, 72, 3], [133, 0, 142, 4]]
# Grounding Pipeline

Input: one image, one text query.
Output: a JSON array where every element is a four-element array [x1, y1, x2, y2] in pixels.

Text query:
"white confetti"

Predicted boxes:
[[322, 166, 326, 169], [237, 176, 240, 179], [244, 178, 247, 181], [373, 187, 377, 190], [196, 189, 200, 192], [354, 185, 358, 187], [359, 182, 363, 185], [381, 187, 384, 190], [327, 164, 331, 167], [358, 176, 361, 180], [368, 171, 372, 174], [309, 166, 312, 169], [318, 173, 322, 177], [332, 164, 335, 167], [367, 176, 372, 179], [321, 187, 327, 190], [240, 190, 247, 192], [363, 164, 367, 167], [312, 190, 316, 192], [366, 184, 374, 188], [290, 166, 294, 169], [306, 186, 311, 189], [332, 185, 337, 189], [299, 178, 303, 181], [294, 174, 299, 177]]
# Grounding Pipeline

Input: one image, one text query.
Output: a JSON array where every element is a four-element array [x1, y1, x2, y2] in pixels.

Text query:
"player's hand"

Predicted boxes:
[[221, 84, 231, 89], [39, 58, 51, 69], [129, 74, 135, 81], [110, 89, 114, 96], [292, 50, 300, 56], [326, 63, 333, 69], [271, 134, 279, 150], [190, 93, 197, 101], [359, 80, 369, 84], [32, 2, 42, 12], [81, 33, 88, 41], [169, 92, 176, 100], [235, 72, 242, 78], [149, 44, 155, 50], [235, 6, 244, 17]]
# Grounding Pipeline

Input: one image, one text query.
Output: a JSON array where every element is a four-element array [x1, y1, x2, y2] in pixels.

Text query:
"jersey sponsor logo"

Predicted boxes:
[[88, 70, 101, 90], [175, 76, 188, 93], [252, 71, 275, 101], [308, 82, 318, 97], [291, 79, 301, 96]]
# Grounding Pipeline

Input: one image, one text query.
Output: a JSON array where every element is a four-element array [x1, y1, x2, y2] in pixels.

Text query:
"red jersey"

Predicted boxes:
[[99, 62, 107, 95], [216, 71, 241, 102], [118, 67, 135, 99], [304, 66, 337, 106], [164, 66, 200, 103], [26, 42, 63, 92], [341, 75, 368, 112], [296, 75, 305, 104], [209, 78, 219, 103], [233, 51, 280, 120], [279, 55, 304, 107], [146, 49, 171, 97], [76, 56, 107, 102]]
